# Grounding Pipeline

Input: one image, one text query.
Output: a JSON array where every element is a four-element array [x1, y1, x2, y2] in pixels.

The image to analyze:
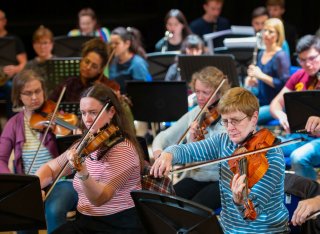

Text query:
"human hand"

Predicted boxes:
[[305, 116, 320, 135], [244, 76, 258, 87], [277, 111, 290, 133], [291, 196, 320, 226], [150, 152, 173, 177], [41, 190, 46, 201], [67, 148, 85, 172], [231, 173, 247, 205], [3, 65, 18, 77], [247, 65, 264, 80], [153, 150, 162, 160], [189, 121, 202, 142]]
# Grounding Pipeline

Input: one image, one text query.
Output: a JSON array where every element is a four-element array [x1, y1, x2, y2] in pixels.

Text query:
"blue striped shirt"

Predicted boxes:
[[166, 133, 289, 234]]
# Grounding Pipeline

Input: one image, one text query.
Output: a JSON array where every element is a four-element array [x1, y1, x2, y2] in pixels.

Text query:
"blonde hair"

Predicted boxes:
[[264, 18, 285, 47], [217, 87, 259, 117], [190, 66, 230, 96]]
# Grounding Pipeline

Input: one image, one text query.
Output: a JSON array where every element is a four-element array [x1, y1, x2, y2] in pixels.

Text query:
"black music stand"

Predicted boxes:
[[284, 90, 320, 133], [0, 37, 17, 65], [146, 52, 180, 81], [178, 54, 239, 87], [126, 81, 188, 122], [131, 190, 223, 234], [0, 174, 46, 231], [45, 57, 81, 95], [59, 102, 81, 116], [56, 134, 82, 154], [214, 46, 255, 85], [53, 36, 95, 57]]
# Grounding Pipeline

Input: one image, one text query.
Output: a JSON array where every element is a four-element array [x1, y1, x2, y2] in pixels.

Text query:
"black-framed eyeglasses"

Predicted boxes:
[[297, 53, 319, 66], [220, 116, 248, 127]]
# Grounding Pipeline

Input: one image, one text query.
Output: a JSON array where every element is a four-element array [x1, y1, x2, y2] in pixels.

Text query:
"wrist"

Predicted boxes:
[[76, 172, 90, 181]]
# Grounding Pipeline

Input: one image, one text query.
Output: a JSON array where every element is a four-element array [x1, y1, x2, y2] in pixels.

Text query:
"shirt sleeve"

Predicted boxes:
[[272, 51, 291, 91]]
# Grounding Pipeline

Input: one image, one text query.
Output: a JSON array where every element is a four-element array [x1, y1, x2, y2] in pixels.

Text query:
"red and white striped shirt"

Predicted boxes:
[[57, 139, 141, 216]]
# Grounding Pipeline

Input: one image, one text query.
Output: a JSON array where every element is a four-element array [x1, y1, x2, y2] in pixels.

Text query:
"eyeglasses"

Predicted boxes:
[[20, 89, 43, 97], [262, 29, 277, 35], [297, 53, 319, 66], [220, 116, 248, 127], [81, 58, 100, 70]]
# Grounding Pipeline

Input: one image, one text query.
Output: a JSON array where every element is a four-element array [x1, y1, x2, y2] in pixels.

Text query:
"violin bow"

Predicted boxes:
[[98, 43, 116, 83], [44, 101, 110, 200], [27, 86, 67, 175], [169, 137, 303, 175], [176, 78, 226, 145]]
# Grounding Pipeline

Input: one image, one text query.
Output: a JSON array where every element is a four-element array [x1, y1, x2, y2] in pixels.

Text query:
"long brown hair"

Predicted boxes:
[[80, 84, 144, 168]]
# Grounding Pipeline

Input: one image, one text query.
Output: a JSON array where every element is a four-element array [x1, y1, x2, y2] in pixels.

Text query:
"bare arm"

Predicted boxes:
[[3, 53, 27, 77], [270, 86, 291, 133]]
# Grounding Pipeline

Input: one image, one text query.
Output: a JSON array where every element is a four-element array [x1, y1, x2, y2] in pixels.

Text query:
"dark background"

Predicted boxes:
[[1, 0, 319, 58]]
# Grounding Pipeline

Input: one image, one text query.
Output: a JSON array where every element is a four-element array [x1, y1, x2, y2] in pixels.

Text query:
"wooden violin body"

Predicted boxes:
[[30, 100, 78, 136], [228, 128, 276, 220]]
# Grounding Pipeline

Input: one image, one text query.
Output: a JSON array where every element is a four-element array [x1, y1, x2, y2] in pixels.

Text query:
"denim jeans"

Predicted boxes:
[[279, 133, 320, 180], [45, 180, 78, 234], [258, 105, 275, 125]]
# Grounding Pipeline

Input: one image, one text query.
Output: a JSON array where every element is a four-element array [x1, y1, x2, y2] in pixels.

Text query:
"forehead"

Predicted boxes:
[[80, 97, 102, 110], [253, 15, 268, 23], [22, 80, 42, 90], [167, 17, 181, 24], [195, 79, 212, 90], [299, 47, 319, 57], [83, 51, 103, 64], [110, 34, 123, 42], [79, 15, 94, 23], [221, 110, 243, 118]]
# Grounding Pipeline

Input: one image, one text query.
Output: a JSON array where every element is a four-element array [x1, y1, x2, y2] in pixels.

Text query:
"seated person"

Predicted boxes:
[[153, 66, 230, 210], [25, 25, 55, 86], [245, 18, 290, 125], [68, 7, 110, 42], [270, 35, 320, 180], [151, 87, 289, 233], [189, 0, 230, 47], [109, 27, 150, 94], [165, 34, 205, 81], [285, 173, 320, 234], [0, 9, 27, 118], [155, 9, 192, 52], [36, 84, 145, 233]]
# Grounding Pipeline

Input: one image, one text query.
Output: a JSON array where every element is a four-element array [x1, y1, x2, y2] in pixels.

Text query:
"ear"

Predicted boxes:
[[108, 106, 116, 118], [251, 111, 259, 125]]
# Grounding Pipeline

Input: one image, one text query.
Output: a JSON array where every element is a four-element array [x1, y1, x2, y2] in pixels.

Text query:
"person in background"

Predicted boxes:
[[151, 87, 289, 233], [68, 7, 110, 42], [25, 25, 55, 86], [155, 9, 192, 52], [165, 34, 205, 81], [153, 66, 230, 210], [0, 69, 68, 234], [0, 9, 27, 118], [270, 35, 320, 180], [250, 6, 290, 57], [266, 0, 298, 62], [285, 173, 320, 233], [50, 38, 109, 103], [109, 27, 150, 94], [36, 84, 145, 233], [245, 18, 290, 125], [189, 0, 230, 47]]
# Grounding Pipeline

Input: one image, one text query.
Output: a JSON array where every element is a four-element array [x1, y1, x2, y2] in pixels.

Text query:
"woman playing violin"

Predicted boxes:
[[152, 66, 230, 210], [0, 69, 78, 234], [36, 84, 145, 233], [151, 87, 289, 233]]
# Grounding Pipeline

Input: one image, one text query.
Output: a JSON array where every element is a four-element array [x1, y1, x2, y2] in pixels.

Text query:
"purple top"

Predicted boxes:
[[0, 111, 59, 174]]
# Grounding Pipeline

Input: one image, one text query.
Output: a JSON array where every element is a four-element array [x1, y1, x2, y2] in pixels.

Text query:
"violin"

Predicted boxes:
[[73, 124, 124, 171], [196, 100, 220, 141], [228, 128, 276, 220], [30, 100, 78, 136]]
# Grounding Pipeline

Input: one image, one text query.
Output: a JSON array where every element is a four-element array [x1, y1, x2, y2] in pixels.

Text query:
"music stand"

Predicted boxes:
[[56, 134, 82, 154], [45, 57, 81, 95], [0, 174, 46, 231], [284, 90, 320, 133], [126, 81, 188, 122], [0, 37, 17, 65], [131, 190, 223, 234], [214, 46, 255, 85], [146, 52, 180, 81], [178, 54, 239, 87], [53, 36, 95, 57]]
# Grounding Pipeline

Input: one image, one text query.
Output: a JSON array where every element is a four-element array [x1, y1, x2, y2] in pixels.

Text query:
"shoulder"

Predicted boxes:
[[109, 139, 138, 156], [190, 17, 205, 26], [217, 16, 230, 25], [2, 112, 23, 134]]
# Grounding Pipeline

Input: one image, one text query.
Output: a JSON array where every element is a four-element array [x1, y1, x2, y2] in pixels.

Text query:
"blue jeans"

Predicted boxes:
[[0, 79, 14, 118], [45, 180, 78, 234], [279, 133, 320, 180]]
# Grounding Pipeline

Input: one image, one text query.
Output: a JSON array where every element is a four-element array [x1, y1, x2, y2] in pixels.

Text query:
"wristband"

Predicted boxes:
[[77, 172, 90, 181]]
